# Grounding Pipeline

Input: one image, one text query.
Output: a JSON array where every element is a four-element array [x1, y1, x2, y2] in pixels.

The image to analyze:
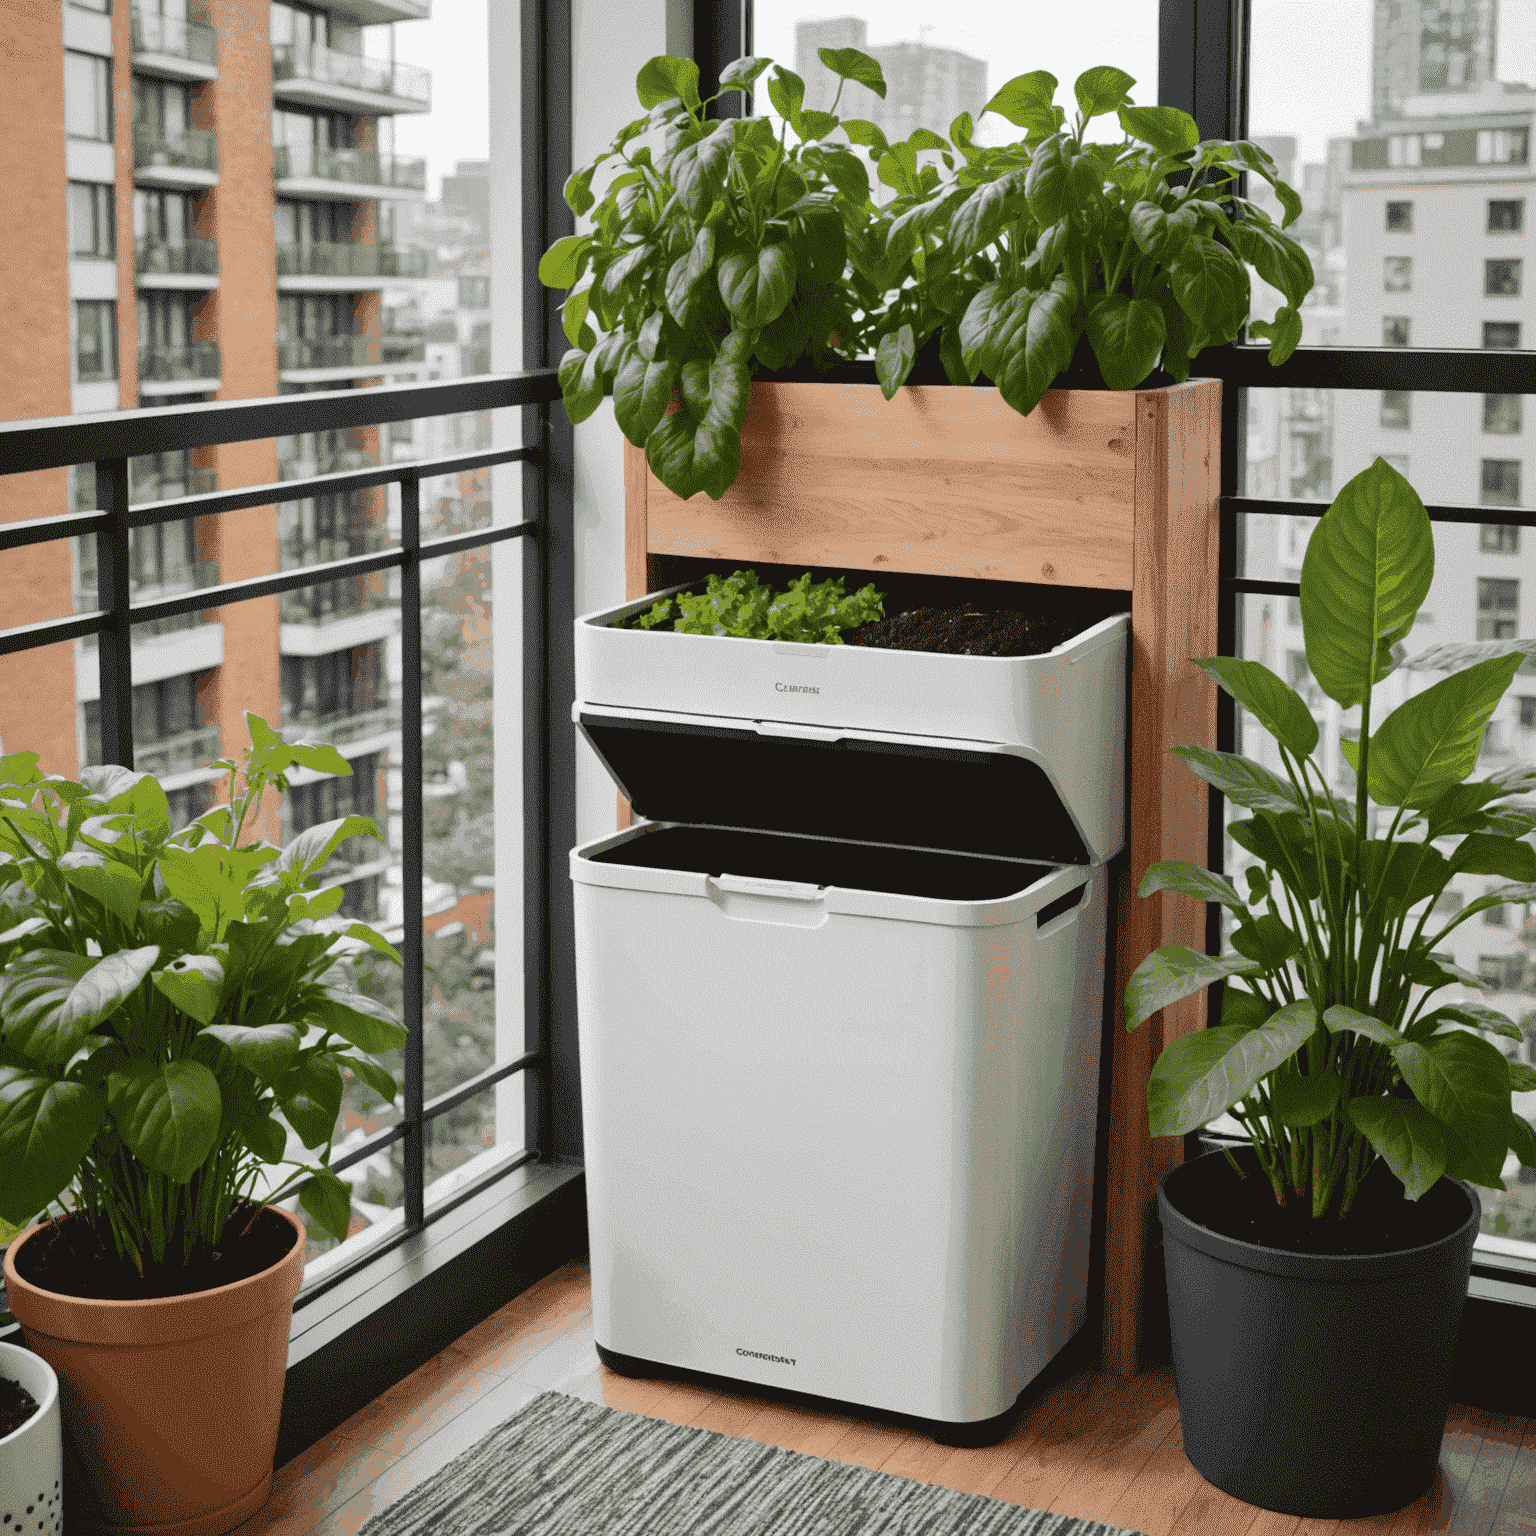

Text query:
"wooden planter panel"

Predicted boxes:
[[637, 383, 1139, 591], [620, 377, 1220, 1378]]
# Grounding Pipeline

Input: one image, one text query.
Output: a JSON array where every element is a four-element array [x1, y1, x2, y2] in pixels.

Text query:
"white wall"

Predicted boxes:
[[569, 0, 691, 845]]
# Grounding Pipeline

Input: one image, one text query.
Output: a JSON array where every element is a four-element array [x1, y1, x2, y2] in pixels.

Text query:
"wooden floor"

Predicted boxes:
[[234, 1259, 1535, 1536]]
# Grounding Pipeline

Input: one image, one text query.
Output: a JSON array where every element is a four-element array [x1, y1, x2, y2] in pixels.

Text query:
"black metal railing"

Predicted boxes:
[[0, 369, 564, 1303]]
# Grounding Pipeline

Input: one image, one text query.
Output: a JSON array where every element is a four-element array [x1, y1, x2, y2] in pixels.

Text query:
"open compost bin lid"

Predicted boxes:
[[576, 706, 1093, 865]]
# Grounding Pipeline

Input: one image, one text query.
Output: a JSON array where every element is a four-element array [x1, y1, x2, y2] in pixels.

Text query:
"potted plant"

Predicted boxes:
[[539, 51, 1312, 499], [0, 715, 405, 1536], [1125, 458, 1536, 1518], [0, 1339, 61, 1527]]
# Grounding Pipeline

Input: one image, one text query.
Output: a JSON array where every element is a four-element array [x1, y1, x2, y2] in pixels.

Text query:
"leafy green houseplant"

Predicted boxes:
[[626, 569, 884, 641], [540, 52, 1312, 500], [0, 714, 405, 1284], [1126, 459, 1536, 1222]]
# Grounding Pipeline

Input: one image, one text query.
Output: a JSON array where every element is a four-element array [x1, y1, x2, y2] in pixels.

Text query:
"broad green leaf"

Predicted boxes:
[[612, 350, 679, 447], [274, 1054, 345, 1150], [875, 323, 916, 399], [635, 55, 701, 110], [1229, 913, 1302, 968], [817, 45, 886, 98], [765, 66, 805, 132], [335, 1051, 399, 1105], [345, 922, 403, 966], [245, 712, 294, 777], [788, 201, 846, 285], [994, 277, 1077, 417], [1225, 219, 1314, 308], [106, 1058, 222, 1182], [1404, 950, 1497, 991], [537, 234, 592, 290], [983, 70, 1058, 130], [1403, 637, 1536, 674], [1147, 1000, 1316, 1136], [1509, 1111, 1536, 1170], [309, 988, 408, 1055], [1452, 833, 1536, 882], [563, 163, 596, 217], [58, 851, 143, 930], [1222, 985, 1273, 1030], [815, 147, 869, 204], [288, 740, 351, 777], [1248, 306, 1304, 365], [877, 141, 919, 196], [1398, 1030, 1512, 1158], [151, 954, 225, 1026], [1345, 1097, 1447, 1200], [0, 946, 159, 1066], [299, 1167, 352, 1245], [1125, 943, 1260, 1030], [1138, 860, 1246, 913], [674, 123, 733, 218], [0, 1067, 108, 1222], [840, 118, 889, 155], [558, 347, 603, 425], [1300, 457, 1434, 708], [1167, 235, 1249, 339], [718, 56, 773, 93], [275, 814, 380, 887], [1170, 745, 1301, 814], [81, 767, 171, 844], [238, 1103, 286, 1162], [1082, 293, 1164, 391], [949, 174, 1023, 259], [1195, 657, 1319, 757], [1130, 200, 1202, 262], [1117, 104, 1200, 154], [717, 242, 796, 328], [1074, 65, 1136, 119], [1025, 137, 1077, 225], [1367, 653, 1522, 808], [158, 842, 276, 940], [560, 287, 592, 349], [1271, 1068, 1341, 1128], [202, 1022, 301, 1085], [1323, 1005, 1402, 1048], [959, 281, 1029, 382], [1416, 1004, 1524, 1045]]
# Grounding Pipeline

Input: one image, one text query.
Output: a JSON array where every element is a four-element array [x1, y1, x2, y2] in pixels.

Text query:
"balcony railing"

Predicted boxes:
[[77, 560, 221, 639], [279, 574, 395, 625], [135, 238, 219, 277], [132, 722, 223, 779], [133, 124, 219, 175], [281, 522, 390, 567], [279, 447, 377, 480], [382, 332, 427, 365], [271, 43, 431, 106], [130, 462, 217, 503], [272, 144, 426, 191], [283, 705, 399, 750], [277, 335, 425, 371], [277, 242, 429, 280], [130, 7, 217, 66], [138, 341, 221, 383]]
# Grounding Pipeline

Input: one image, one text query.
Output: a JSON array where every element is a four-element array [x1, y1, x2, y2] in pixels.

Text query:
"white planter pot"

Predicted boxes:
[[0, 1338, 62, 1530]]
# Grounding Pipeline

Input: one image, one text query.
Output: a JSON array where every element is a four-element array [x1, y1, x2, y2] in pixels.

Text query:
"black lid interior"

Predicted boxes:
[[578, 711, 1089, 865]]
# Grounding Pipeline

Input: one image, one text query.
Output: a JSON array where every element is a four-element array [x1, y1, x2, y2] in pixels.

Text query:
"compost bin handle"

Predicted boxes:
[[709, 872, 826, 902], [754, 720, 845, 743]]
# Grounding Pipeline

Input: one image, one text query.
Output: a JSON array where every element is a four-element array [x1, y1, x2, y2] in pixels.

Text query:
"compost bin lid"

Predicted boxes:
[[576, 707, 1092, 865]]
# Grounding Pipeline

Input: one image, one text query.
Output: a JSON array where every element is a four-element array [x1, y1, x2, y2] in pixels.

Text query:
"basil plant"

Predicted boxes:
[[873, 67, 1313, 411], [0, 714, 406, 1278], [1127, 460, 1536, 1219]]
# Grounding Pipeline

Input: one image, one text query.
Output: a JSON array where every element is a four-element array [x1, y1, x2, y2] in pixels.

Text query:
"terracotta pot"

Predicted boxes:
[[2, 1208, 305, 1536]]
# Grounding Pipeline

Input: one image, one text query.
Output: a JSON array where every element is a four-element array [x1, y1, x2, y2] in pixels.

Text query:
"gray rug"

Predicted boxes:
[[358, 1389, 1148, 1536]]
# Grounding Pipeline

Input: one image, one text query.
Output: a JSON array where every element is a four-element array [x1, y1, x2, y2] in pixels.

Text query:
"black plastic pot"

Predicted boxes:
[[1159, 1147, 1480, 1519]]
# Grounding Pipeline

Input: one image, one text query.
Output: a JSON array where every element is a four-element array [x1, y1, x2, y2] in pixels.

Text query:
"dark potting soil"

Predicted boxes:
[[12, 1205, 297, 1302], [843, 604, 1088, 657], [0, 1376, 39, 1439], [1174, 1154, 1474, 1257]]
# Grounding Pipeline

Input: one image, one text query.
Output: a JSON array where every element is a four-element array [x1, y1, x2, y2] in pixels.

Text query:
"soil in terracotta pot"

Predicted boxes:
[[843, 604, 1089, 657], [13, 1204, 297, 1302], [1178, 1153, 1473, 1256], [0, 1377, 39, 1438]]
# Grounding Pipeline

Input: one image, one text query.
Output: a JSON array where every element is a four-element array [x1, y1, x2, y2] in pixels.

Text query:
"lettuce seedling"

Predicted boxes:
[[624, 569, 885, 643]]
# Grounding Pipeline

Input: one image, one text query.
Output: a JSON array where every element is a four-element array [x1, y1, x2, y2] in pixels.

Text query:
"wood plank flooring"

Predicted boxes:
[[231, 1259, 1535, 1536]]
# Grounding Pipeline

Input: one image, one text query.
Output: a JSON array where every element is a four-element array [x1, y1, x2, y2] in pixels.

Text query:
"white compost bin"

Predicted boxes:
[[569, 588, 1128, 1444]]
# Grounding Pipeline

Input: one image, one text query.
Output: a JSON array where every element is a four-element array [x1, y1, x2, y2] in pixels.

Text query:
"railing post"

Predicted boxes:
[[399, 467, 425, 1230], [94, 457, 135, 769]]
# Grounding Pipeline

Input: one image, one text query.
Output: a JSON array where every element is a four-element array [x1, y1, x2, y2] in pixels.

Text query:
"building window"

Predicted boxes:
[[73, 300, 117, 383], [64, 52, 112, 142], [1478, 577, 1520, 641], [1485, 321, 1522, 349], [82, 674, 202, 765], [1384, 453, 1409, 476], [1388, 133, 1423, 167], [1490, 199, 1525, 233], [1482, 524, 1521, 554], [1478, 128, 1530, 165], [458, 275, 490, 309], [1482, 460, 1522, 507], [1484, 394, 1523, 434], [1385, 200, 1413, 232], [1480, 954, 1526, 990], [1381, 390, 1411, 429], [1384, 256, 1412, 292], [1383, 316, 1411, 346], [1485, 901, 1510, 927], [1487, 259, 1523, 297], [68, 182, 115, 259], [1520, 696, 1536, 729]]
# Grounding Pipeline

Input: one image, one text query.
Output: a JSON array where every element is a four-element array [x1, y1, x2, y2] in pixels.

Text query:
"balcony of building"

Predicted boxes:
[[277, 331, 425, 384], [276, 240, 430, 292], [132, 123, 219, 191], [272, 143, 427, 201], [271, 42, 432, 115], [129, 4, 218, 83], [318, 0, 431, 23], [134, 236, 220, 291], [72, 456, 218, 513], [137, 340, 221, 394]]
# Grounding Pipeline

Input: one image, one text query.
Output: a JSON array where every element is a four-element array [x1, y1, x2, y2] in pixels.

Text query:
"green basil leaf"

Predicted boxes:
[[612, 351, 680, 447], [106, 1058, 222, 1182], [299, 1166, 352, 1244], [537, 233, 592, 290], [875, 322, 916, 399], [1085, 293, 1166, 391], [1248, 306, 1304, 364], [1117, 104, 1200, 154], [0, 946, 159, 1065], [0, 1067, 108, 1222], [717, 241, 797, 328], [1074, 65, 1136, 120], [635, 55, 701, 111], [817, 46, 886, 99], [766, 66, 805, 132], [202, 1022, 301, 1085], [558, 347, 604, 425], [983, 70, 1058, 129], [274, 1053, 345, 1150]]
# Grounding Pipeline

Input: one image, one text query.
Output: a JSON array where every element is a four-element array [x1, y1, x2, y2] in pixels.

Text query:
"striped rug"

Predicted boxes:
[[358, 1389, 1147, 1536]]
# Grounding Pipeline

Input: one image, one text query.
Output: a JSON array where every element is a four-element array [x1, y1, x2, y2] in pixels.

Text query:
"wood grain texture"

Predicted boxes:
[[617, 437, 653, 831], [252, 1264, 1530, 1536], [1103, 379, 1221, 1376], [643, 382, 1139, 589]]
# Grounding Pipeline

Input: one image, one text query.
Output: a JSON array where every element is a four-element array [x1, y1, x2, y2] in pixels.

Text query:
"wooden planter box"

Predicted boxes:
[[621, 378, 1221, 1375]]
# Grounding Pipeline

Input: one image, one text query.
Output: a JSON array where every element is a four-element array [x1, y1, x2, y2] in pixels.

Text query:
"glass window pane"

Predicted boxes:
[[64, 53, 109, 141]]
